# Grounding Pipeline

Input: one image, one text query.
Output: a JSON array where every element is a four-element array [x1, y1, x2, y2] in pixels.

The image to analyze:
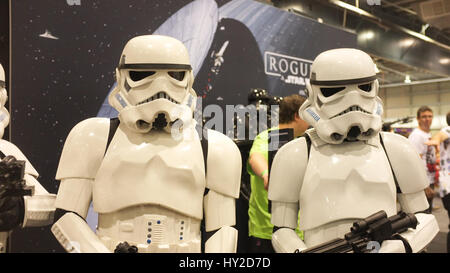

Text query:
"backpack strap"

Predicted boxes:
[[379, 134, 402, 194], [104, 118, 120, 156], [303, 133, 312, 160], [201, 129, 208, 175]]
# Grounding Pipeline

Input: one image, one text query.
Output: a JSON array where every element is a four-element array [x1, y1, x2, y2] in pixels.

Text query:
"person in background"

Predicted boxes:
[[247, 94, 309, 253], [408, 106, 439, 213], [426, 111, 450, 253]]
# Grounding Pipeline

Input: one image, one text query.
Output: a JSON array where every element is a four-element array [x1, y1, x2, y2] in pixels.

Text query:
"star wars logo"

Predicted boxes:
[[264, 51, 312, 86]]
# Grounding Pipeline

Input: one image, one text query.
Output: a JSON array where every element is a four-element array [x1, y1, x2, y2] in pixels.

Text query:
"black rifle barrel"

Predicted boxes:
[[300, 211, 418, 253], [390, 213, 418, 234], [350, 210, 387, 234]]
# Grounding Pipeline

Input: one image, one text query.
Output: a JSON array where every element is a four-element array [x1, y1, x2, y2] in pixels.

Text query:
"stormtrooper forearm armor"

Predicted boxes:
[[51, 178, 110, 253], [22, 174, 56, 228], [271, 201, 307, 253], [52, 212, 110, 253]]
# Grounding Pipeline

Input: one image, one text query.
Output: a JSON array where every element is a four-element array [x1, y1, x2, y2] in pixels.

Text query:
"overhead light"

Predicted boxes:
[[404, 75, 411, 83], [440, 58, 450, 65], [360, 30, 375, 40], [399, 38, 415, 48]]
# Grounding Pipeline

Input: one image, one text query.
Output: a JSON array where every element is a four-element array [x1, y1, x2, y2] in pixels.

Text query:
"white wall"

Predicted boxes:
[[379, 79, 450, 131]]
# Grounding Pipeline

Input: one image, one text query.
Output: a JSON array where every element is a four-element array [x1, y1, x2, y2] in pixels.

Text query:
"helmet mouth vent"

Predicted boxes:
[[152, 113, 168, 130], [331, 105, 371, 118], [136, 92, 179, 106], [346, 126, 361, 141]]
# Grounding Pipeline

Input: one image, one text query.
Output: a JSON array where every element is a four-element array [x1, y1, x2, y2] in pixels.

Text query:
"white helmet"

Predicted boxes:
[[299, 48, 383, 144], [108, 35, 196, 134], [0, 63, 10, 139]]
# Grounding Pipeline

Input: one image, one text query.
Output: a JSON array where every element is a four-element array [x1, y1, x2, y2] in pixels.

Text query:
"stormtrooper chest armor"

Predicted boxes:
[[93, 125, 206, 220], [299, 136, 397, 231]]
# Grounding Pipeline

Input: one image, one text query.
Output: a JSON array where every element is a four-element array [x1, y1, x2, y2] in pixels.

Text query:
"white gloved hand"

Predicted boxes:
[[377, 240, 406, 253]]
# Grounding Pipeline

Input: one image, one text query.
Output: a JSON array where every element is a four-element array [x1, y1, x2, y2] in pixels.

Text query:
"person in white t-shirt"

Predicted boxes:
[[408, 106, 439, 213], [426, 111, 450, 253]]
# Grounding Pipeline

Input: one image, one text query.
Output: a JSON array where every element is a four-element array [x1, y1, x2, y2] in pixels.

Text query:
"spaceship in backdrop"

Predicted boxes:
[[39, 29, 59, 40]]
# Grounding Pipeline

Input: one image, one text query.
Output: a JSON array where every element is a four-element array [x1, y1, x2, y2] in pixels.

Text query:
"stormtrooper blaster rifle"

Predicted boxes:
[[0, 156, 34, 252], [0, 156, 33, 202], [382, 116, 414, 128], [300, 210, 418, 253]]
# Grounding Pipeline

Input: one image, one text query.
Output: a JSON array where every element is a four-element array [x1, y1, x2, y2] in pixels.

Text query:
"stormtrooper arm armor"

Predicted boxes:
[[51, 118, 111, 253], [268, 137, 308, 253], [380, 132, 439, 253], [22, 173, 55, 228], [203, 130, 241, 253]]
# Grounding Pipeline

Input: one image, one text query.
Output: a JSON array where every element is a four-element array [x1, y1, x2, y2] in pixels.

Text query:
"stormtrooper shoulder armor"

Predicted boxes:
[[380, 132, 429, 193], [56, 118, 110, 180], [205, 129, 241, 198], [0, 139, 38, 177], [268, 137, 308, 203]]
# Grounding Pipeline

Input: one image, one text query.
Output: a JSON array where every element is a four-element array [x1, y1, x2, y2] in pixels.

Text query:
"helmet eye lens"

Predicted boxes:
[[168, 71, 185, 81], [0, 81, 4, 89], [358, 83, 372, 92], [129, 71, 155, 81], [320, 87, 345, 97]]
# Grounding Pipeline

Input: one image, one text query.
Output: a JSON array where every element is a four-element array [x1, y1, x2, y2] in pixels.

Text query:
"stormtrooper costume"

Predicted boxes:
[[51, 35, 241, 253], [0, 63, 55, 253], [268, 49, 439, 253]]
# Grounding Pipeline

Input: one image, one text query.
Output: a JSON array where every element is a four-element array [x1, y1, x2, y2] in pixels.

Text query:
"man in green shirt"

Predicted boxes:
[[247, 94, 309, 252]]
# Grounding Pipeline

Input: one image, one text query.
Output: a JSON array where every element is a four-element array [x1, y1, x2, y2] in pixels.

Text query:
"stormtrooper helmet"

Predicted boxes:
[[109, 35, 196, 134], [299, 48, 383, 144], [0, 64, 10, 138]]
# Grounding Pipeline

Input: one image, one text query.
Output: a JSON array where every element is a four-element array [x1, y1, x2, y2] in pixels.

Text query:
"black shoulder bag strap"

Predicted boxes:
[[379, 134, 402, 194]]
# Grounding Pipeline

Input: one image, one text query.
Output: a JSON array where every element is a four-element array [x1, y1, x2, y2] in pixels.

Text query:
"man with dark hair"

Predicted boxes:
[[408, 106, 439, 213], [246, 94, 309, 253]]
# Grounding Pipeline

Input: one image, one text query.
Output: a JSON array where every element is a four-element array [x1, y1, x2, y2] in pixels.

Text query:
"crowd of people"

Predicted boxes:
[[408, 108, 450, 252]]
